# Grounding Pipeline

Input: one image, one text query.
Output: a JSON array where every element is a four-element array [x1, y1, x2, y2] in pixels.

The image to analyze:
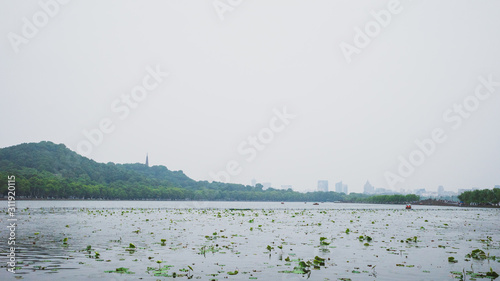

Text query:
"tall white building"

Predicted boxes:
[[317, 180, 328, 192], [438, 185, 444, 195], [342, 183, 348, 194], [364, 181, 374, 194], [335, 181, 343, 193]]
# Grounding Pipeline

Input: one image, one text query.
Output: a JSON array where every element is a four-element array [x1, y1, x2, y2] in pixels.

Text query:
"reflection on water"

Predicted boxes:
[[1, 201, 499, 280]]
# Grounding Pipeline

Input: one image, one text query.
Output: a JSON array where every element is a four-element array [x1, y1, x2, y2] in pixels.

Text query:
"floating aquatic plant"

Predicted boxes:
[[147, 264, 174, 277], [105, 267, 134, 274], [358, 235, 372, 242], [313, 256, 325, 266], [486, 267, 499, 278], [319, 237, 330, 246], [466, 249, 487, 260], [405, 236, 417, 243]]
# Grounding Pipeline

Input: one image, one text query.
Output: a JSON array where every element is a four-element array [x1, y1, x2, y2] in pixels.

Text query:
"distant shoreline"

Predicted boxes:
[[3, 198, 499, 208]]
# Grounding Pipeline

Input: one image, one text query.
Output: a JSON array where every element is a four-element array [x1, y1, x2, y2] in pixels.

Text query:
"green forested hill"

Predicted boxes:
[[0, 141, 233, 199], [0, 141, 419, 202], [0, 141, 194, 187]]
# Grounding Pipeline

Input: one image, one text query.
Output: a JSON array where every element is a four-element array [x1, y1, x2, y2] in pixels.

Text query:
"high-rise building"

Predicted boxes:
[[415, 188, 426, 195], [495, 185, 500, 189], [335, 181, 343, 193], [251, 179, 257, 187], [438, 185, 444, 195], [145, 153, 149, 167], [317, 180, 328, 192], [281, 185, 293, 190], [342, 183, 348, 194], [363, 181, 374, 194]]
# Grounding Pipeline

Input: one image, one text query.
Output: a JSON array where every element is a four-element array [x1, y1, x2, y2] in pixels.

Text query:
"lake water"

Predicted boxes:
[[1, 201, 499, 280]]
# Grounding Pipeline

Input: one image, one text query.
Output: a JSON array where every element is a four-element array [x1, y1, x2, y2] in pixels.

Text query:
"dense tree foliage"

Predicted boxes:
[[458, 188, 500, 205], [345, 194, 419, 204], [0, 141, 419, 203]]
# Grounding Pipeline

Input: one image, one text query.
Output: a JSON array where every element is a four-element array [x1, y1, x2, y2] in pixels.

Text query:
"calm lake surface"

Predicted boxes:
[[1, 201, 499, 280]]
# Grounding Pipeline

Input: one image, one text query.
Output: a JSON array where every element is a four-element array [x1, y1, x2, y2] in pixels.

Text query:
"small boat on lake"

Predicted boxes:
[[313, 203, 319, 205], [405, 204, 412, 209]]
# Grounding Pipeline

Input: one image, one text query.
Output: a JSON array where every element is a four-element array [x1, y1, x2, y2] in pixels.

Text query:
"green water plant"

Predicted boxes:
[[405, 236, 417, 243], [313, 256, 325, 266], [486, 267, 499, 278], [466, 249, 487, 260], [358, 235, 372, 242], [125, 243, 136, 253], [105, 267, 134, 274], [319, 237, 330, 246], [147, 264, 174, 277]]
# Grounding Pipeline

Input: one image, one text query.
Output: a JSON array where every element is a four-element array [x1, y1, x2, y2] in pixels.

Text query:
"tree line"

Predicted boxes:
[[458, 188, 500, 205], [0, 168, 420, 203], [0, 141, 419, 203]]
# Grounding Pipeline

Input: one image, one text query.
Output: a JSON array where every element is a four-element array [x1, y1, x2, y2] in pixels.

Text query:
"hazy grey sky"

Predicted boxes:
[[1, 0, 500, 193]]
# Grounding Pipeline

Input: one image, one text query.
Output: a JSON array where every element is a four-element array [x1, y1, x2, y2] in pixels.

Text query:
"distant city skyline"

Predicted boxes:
[[139, 153, 499, 193], [248, 176, 495, 195]]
